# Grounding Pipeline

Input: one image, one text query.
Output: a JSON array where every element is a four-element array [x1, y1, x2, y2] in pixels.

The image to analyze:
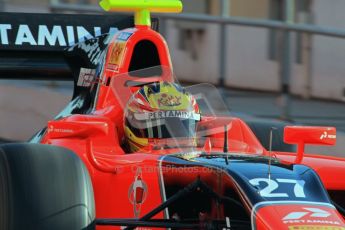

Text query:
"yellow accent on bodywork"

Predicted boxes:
[[99, 0, 183, 26]]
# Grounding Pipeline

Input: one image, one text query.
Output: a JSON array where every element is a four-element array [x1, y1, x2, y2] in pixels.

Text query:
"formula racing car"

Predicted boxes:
[[1, 0, 345, 229]]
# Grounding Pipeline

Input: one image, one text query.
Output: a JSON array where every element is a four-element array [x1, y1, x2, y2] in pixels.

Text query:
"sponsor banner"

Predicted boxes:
[[319, 131, 336, 140], [253, 203, 345, 229], [0, 13, 157, 51], [134, 111, 201, 121], [108, 40, 127, 72], [77, 68, 96, 87], [107, 31, 133, 72], [288, 225, 345, 230]]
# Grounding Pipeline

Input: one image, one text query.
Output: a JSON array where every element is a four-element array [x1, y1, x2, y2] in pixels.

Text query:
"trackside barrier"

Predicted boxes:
[[49, 0, 345, 120]]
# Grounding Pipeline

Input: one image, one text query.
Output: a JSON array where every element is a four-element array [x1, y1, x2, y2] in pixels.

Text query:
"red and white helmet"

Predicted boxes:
[[124, 81, 200, 152]]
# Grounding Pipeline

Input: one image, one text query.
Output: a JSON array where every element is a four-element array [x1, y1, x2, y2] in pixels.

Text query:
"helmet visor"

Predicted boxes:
[[126, 116, 198, 139]]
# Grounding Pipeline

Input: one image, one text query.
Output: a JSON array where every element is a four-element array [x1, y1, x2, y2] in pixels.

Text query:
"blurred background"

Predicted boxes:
[[0, 0, 345, 156]]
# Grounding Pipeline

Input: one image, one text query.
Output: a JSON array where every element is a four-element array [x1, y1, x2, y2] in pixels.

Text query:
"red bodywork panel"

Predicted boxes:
[[284, 126, 337, 164], [255, 203, 344, 229], [276, 152, 345, 190]]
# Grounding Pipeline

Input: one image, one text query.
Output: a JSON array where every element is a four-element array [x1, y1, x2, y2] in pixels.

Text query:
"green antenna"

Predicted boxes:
[[100, 0, 183, 26]]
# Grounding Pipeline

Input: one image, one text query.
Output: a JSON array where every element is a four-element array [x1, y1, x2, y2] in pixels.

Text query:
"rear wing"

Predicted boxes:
[[0, 12, 158, 81]]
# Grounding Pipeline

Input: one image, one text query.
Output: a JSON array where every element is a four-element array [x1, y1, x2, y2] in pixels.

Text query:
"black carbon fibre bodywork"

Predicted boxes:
[[161, 153, 331, 208]]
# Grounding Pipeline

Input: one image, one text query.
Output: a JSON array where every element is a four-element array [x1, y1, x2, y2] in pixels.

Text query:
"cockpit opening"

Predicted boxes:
[[129, 40, 162, 77]]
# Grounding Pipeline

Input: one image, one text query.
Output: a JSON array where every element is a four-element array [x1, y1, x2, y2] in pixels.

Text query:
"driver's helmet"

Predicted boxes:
[[124, 81, 200, 152]]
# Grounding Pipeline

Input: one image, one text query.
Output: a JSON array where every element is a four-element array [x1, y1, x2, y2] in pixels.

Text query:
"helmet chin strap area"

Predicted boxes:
[[99, 0, 183, 26]]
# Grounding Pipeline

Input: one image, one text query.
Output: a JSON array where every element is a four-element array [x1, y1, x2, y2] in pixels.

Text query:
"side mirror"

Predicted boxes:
[[47, 120, 109, 139], [47, 117, 116, 174], [284, 126, 336, 163]]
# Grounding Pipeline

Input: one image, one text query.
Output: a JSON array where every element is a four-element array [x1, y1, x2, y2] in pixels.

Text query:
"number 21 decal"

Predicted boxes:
[[249, 178, 306, 198]]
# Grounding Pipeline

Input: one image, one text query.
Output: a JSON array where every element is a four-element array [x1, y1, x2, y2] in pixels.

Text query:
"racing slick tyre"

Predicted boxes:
[[0, 143, 95, 230], [244, 118, 296, 152]]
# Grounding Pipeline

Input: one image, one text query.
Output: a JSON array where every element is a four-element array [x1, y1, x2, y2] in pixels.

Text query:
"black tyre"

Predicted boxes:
[[0, 143, 95, 230], [244, 118, 296, 152]]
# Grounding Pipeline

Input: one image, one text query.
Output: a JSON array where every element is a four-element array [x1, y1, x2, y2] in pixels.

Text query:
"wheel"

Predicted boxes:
[[0, 143, 95, 230], [243, 118, 296, 152]]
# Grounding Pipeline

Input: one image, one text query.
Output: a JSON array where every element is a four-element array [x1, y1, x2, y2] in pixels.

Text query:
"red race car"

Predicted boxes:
[[1, 1, 345, 229]]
